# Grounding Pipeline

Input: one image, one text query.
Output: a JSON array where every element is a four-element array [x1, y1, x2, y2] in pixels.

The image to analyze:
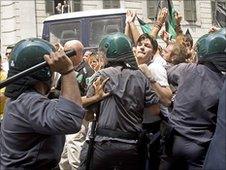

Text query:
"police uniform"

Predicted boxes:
[[0, 38, 85, 169], [204, 78, 226, 170], [160, 28, 226, 170], [159, 63, 224, 170], [78, 33, 159, 170], [79, 66, 159, 170], [1, 93, 85, 169]]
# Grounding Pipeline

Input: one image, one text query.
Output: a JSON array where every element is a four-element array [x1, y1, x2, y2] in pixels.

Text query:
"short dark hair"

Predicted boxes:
[[137, 33, 158, 54]]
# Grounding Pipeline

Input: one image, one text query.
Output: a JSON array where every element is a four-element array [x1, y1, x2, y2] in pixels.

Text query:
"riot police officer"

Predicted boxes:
[[159, 28, 226, 170], [78, 33, 160, 170], [1, 38, 85, 169]]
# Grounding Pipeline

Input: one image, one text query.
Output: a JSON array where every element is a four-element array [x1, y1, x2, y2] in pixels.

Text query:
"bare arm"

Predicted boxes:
[[149, 83, 172, 106], [129, 22, 141, 45], [139, 64, 172, 107], [175, 12, 183, 35], [150, 8, 168, 39], [124, 10, 140, 45], [81, 77, 110, 107], [125, 10, 134, 40], [83, 77, 110, 121], [160, 30, 170, 45]]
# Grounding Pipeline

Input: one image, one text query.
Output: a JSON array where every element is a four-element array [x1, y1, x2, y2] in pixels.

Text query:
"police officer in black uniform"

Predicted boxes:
[[1, 38, 85, 169], [78, 33, 160, 170], [203, 29, 226, 170], [159, 28, 226, 170]]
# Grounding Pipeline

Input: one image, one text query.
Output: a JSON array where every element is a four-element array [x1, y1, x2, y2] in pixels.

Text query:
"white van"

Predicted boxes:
[[42, 9, 126, 49]]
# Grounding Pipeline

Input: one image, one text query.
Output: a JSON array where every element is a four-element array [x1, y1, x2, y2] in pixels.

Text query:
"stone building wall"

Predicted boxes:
[[0, 0, 214, 54]]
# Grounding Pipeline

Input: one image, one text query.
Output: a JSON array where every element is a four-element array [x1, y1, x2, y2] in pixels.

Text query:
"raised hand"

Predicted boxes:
[[54, 43, 64, 52], [138, 64, 155, 83], [126, 10, 136, 24], [157, 7, 168, 24], [208, 26, 220, 33], [160, 30, 170, 44], [44, 49, 74, 75], [175, 11, 182, 25]]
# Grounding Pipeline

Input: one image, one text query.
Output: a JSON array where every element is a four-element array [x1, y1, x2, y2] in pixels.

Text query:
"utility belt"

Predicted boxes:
[[96, 128, 140, 140]]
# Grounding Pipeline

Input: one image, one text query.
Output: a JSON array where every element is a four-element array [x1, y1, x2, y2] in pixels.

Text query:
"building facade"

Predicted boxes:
[[0, 0, 224, 54]]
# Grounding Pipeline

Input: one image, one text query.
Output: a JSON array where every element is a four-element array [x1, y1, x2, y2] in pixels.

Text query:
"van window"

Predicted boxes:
[[49, 21, 81, 45], [89, 17, 121, 47]]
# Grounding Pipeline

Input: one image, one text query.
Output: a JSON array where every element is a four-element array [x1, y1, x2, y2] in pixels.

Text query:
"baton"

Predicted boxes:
[[0, 50, 76, 89]]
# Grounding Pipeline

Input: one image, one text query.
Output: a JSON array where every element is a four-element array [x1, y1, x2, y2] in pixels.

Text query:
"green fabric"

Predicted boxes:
[[165, 0, 177, 39], [137, 17, 152, 34]]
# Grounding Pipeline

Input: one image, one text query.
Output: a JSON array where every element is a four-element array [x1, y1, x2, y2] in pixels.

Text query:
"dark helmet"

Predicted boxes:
[[196, 28, 226, 57], [99, 32, 137, 68], [196, 28, 226, 72], [9, 38, 55, 81]]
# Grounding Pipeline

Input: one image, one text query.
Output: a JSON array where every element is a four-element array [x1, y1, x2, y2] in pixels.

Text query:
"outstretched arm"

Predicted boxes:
[[125, 10, 141, 45], [175, 11, 183, 35], [82, 77, 110, 107], [150, 7, 168, 39]]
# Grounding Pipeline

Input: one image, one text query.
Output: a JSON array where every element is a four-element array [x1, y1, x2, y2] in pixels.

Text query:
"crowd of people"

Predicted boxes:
[[0, 7, 226, 170]]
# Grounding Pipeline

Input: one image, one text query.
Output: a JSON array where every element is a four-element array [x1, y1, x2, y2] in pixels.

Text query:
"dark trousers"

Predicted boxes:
[[78, 140, 144, 170], [204, 80, 226, 170], [159, 135, 207, 170], [142, 121, 161, 170]]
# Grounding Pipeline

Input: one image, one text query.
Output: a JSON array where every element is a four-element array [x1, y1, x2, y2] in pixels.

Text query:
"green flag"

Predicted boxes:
[[165, 0, 177, 39], [137, 16, 152, 34]]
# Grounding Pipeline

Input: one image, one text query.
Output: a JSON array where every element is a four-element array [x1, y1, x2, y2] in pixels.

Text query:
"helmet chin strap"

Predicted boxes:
[[200, 61, 222, 75], [198, 53, 226, 73], [33, 81, 51, 96]]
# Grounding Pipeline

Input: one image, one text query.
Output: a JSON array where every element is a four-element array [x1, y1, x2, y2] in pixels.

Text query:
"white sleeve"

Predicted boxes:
[[148, 63, 169, 87]]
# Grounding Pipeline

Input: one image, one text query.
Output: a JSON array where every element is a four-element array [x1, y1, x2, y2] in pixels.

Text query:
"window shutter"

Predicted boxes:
[[103, 0, 120, 9], [73, 0, 81, 12], [211, 1, 217, 25], [212, 0, 226, 27], [45, 0, 54, 15], [184, 0, 197, 22], [147, 0, 158, 20]]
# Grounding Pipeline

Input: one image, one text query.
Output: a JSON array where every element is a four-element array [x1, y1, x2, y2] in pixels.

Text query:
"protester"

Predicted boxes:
[[0, 54, 7, 120], [58, 40, 94, 170], [83, 50, 93, 63], [1, 45, 14, 72], [87, 52, 104, 72]]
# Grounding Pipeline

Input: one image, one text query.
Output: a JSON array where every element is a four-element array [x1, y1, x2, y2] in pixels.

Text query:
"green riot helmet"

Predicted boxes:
[[196, 28, 226, 72], [9, 38, 56, 81], [99, 32, 138, 68], [196, 28, 226, 57]]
